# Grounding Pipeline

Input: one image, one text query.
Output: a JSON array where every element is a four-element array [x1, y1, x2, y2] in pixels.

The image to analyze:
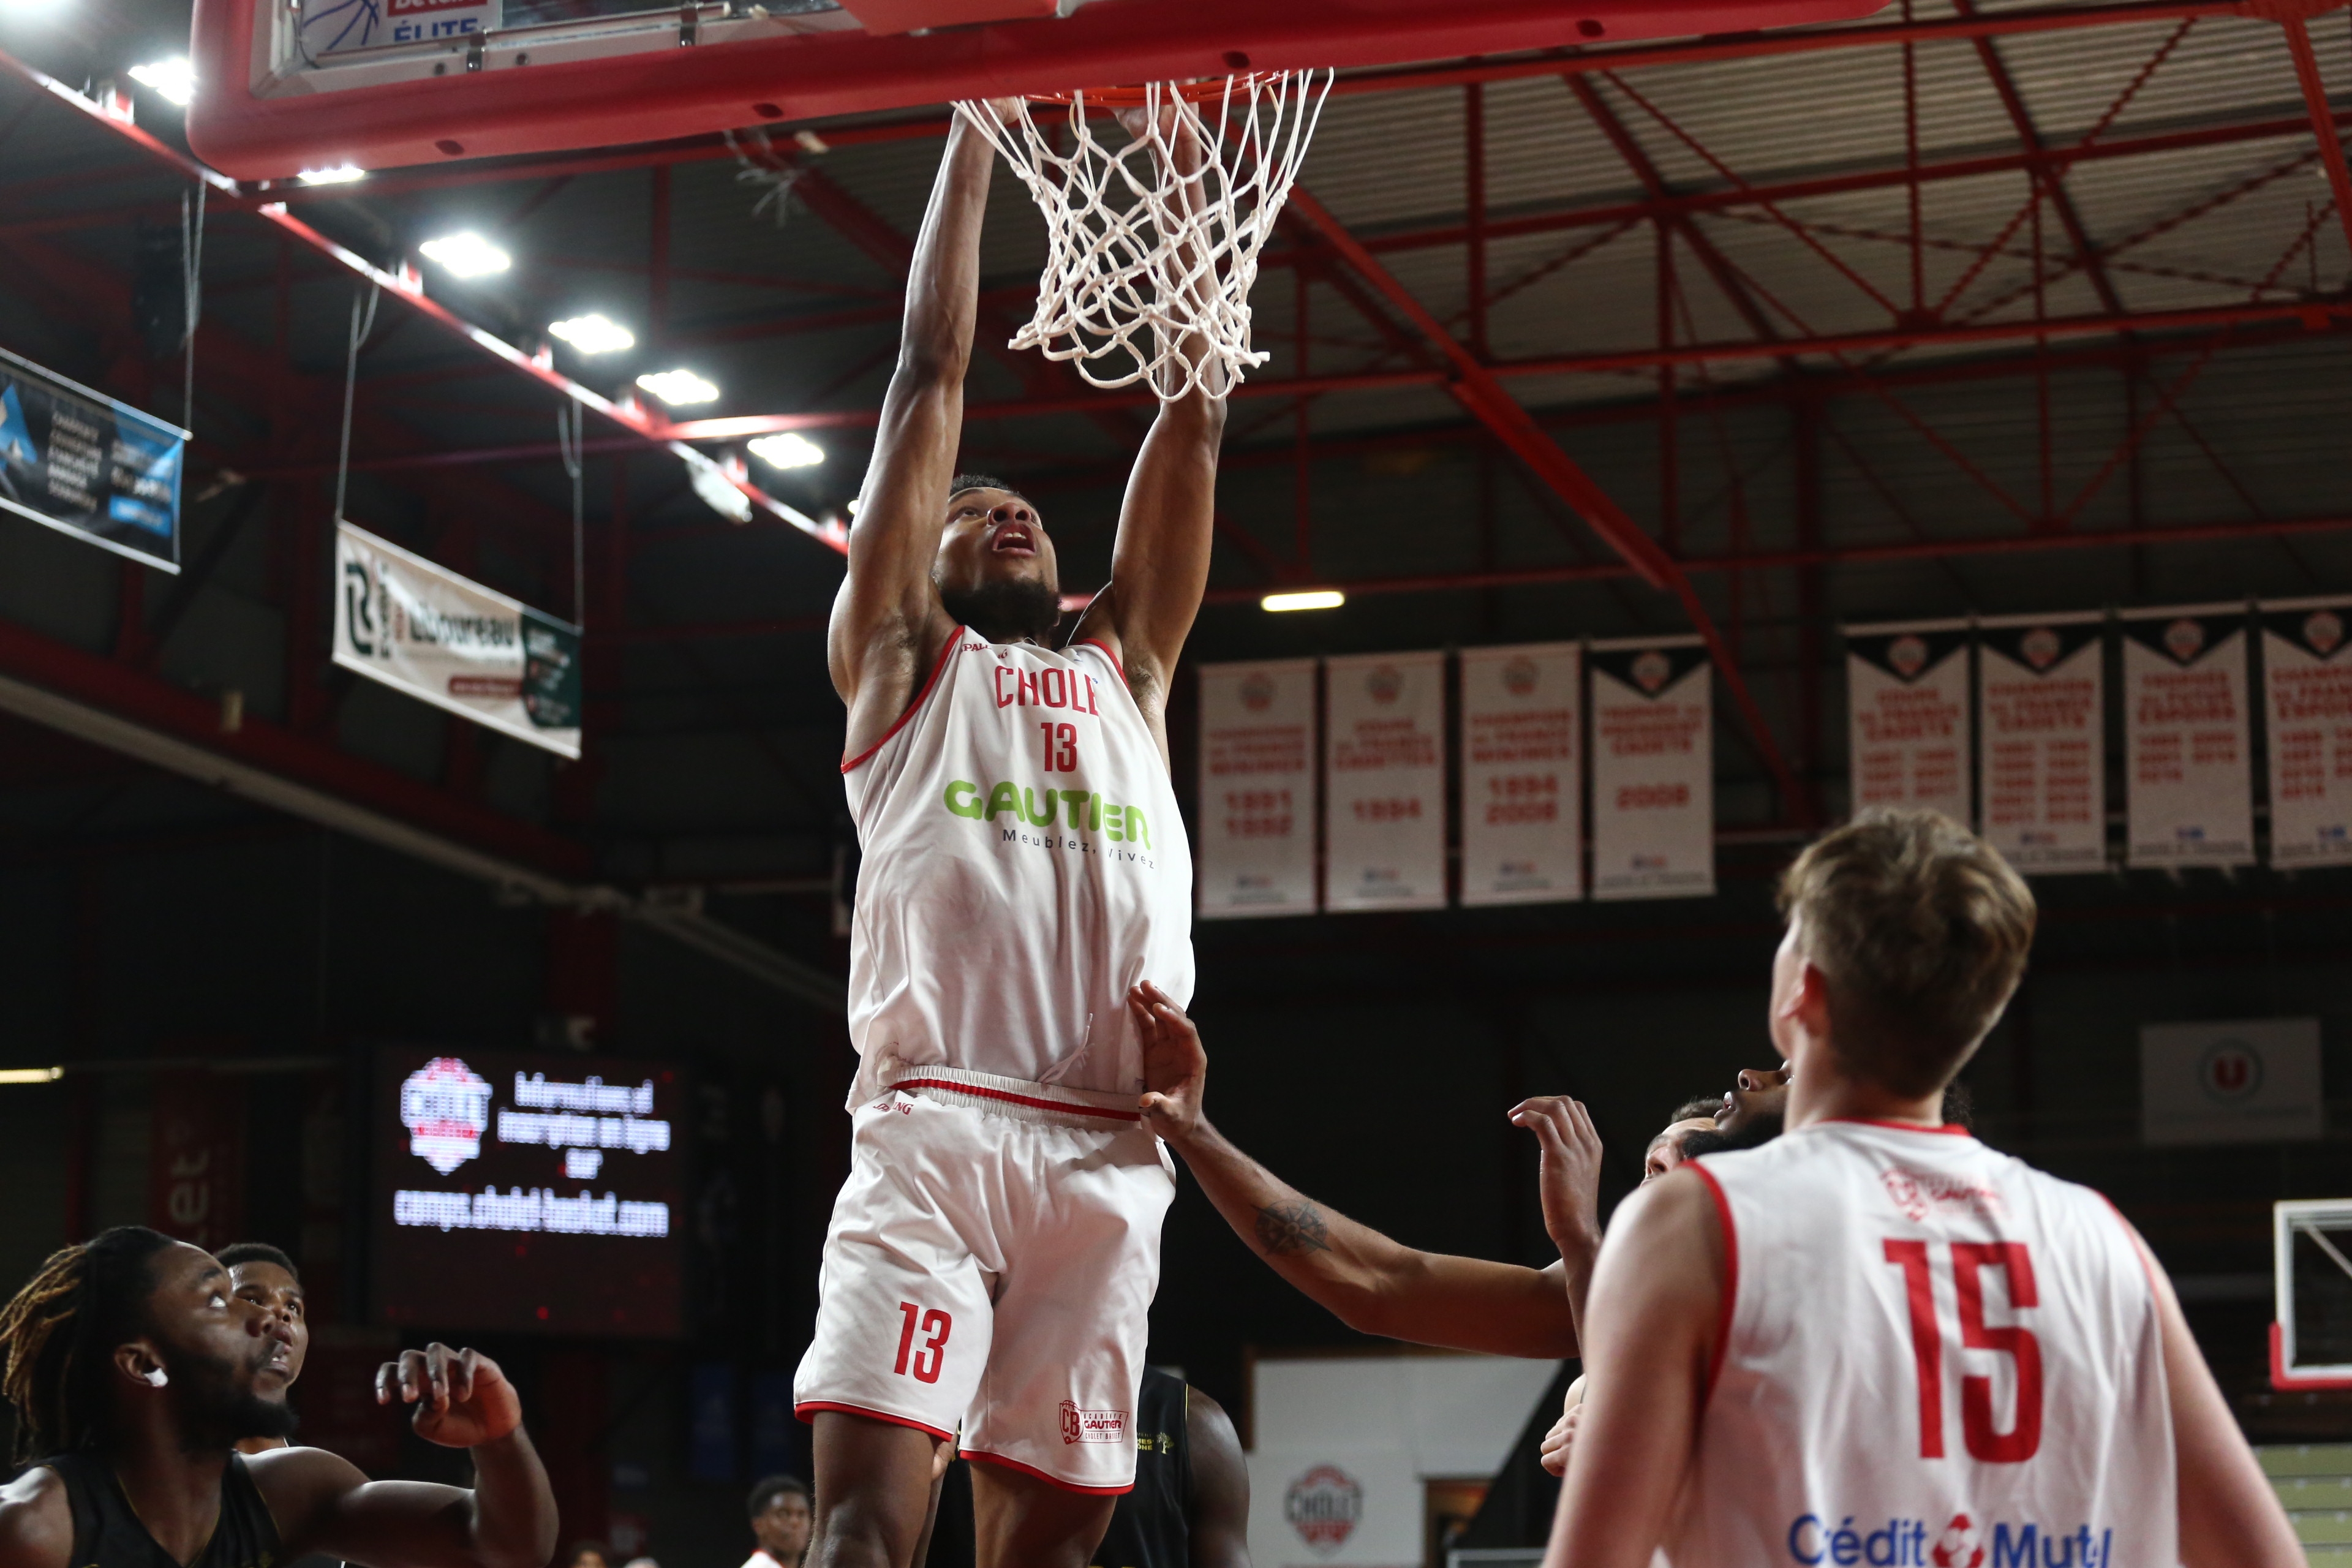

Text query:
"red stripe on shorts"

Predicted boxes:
[[891, 1078, 1141, 1123], [794, 1401, 956, 1443], [960, 1446, 1134, 1496]]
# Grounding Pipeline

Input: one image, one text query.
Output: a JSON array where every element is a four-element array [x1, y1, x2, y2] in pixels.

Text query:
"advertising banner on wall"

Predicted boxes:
[[2261, 597, 2352, 869], [1459, 641, 1582, 907], [1977, 612, 2105, 873], [0, 345, 184, 570], [2141, 1017, 2321, 1147], [1324, 651, 1447, 911], [148, 1070, 245, 1254], [333, 521, 583, 758], [1589, 636, 1713, 901], [1196, 658, 1320, 918], [1845, 618, 1971, 824], [2120, 603, 2253, 869]]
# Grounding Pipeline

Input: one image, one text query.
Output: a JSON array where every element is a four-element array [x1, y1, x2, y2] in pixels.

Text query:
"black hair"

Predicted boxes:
[[0, 1226, 177, 1460], [215, 1243, 298, 1279], [1940, 1076, 1975, 1131], [747, 1473, 811, 1519], [1667, 1096, 1720, 1127], [1680, 1112, 1785, 1162], [947, 473, 1023, 505]]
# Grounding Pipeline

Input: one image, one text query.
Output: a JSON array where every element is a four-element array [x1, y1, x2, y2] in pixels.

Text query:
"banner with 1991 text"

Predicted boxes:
[[333, 520, 582, 758], [2262, 597, 2352, 868], [1459, 642, 1583, 906], [1977, 612, 2105, 873], [1196, 659, 1321, 918], [1845, 618, 1970, 825], [2121, 603, 2252, 869], [1324, 651, 1447, 911], [1589, 636, 1713, 901]]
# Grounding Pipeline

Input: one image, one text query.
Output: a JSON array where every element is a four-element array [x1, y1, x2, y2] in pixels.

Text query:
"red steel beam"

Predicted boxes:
[[1281, 183, 1807, 818], [2280, 15, 2352, 263]]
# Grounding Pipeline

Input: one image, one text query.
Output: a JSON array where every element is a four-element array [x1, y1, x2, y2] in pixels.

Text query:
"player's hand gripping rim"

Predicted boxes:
[[375, 1343, 522, 1448]]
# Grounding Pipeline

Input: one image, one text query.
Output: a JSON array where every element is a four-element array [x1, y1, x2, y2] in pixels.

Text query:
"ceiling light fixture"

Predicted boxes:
[[418, 230, 511, 278], [0, 1067, 63, 1085], [1262, 589, 1345, 612], [748, 432, 824, 470], [296, 164, 368, 185], [127, 58, 195, 106], [637, 368, 719, 406], [547, 313, 635, 355]]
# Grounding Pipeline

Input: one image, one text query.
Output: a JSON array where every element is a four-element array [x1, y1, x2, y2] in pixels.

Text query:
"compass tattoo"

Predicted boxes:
[[1255, 1200, 1332, 1256]]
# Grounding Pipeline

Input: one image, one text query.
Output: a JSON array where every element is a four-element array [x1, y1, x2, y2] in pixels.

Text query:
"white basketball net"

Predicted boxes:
[[956, 71, 1333, 401]]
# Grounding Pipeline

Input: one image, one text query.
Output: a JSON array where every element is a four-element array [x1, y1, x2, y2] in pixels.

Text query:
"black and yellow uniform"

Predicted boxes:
[[1090, 1368, 1191, 1568], [44, 1451, 282, 1568]]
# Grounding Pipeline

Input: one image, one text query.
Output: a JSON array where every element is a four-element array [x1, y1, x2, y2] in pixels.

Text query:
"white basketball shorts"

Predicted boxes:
[[792, 1065, 1177, 1493]]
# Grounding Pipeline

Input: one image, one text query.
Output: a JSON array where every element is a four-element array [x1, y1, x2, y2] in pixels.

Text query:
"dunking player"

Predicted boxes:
[[1550, 810, 2301, 1568], [0, 1227, 558, 1568], [799, 97, 1223, 1568]]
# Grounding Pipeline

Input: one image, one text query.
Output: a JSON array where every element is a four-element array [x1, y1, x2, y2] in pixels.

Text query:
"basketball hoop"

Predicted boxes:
[[955, 70, 1333, 401]]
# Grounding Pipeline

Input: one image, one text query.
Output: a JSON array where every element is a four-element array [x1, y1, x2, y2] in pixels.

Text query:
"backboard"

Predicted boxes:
[[187, 0, 1891, 181], [2273, 1199, 2352, 1390]]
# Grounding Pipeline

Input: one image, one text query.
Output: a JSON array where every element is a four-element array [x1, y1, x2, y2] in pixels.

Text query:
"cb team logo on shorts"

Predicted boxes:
[[1059, 1400, 1128, 1444]]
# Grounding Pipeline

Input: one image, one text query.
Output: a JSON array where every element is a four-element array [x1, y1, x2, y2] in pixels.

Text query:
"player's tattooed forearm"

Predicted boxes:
[[1255, 1201, 1332, 1256]]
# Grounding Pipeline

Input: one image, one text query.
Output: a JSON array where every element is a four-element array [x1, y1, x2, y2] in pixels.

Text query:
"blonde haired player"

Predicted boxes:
[[1548, 807, 2299, 1568], [799, 99, 1224, 1568]]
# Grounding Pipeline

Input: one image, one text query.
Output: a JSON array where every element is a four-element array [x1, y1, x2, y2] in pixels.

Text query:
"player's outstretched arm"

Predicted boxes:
[[2117, 1226, 2304, 1567], [1133, 983, 1579, 1358], [1543, 1169, 1722, 1568], [1071, 113, 1226, 763], [1185, 1386, 1253, 1568], [829, 110, 1002, 756], [254, 1345, 557, 1568]]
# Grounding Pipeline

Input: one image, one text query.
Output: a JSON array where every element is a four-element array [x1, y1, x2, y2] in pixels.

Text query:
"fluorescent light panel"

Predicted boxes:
[[418, 231, 511, 278], [548, 313, 635, 355], [748, 432, 824, 470], [129, 58, 195, 106], [296, 164, 367, 185], [1262, 589, 1345, 612], [0, 1068, 62, 1085], [637, 368, 719, 406]]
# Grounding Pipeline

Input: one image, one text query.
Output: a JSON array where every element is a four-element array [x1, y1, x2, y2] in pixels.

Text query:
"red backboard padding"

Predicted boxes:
[[839, 0, 1062, 38], [188, 0, 1890, 181]]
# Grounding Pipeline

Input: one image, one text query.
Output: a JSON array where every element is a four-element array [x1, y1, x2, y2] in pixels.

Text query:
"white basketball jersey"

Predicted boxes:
[[841, 628, 1194, 1105], [1670, 1120, 2174, 1568]]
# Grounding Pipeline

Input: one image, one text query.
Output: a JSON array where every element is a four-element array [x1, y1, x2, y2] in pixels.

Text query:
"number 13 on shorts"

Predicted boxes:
[[894, 1302, 952, 1384]]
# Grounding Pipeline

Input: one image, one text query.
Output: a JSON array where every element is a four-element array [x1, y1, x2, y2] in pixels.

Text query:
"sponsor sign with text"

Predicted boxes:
[[2141, 1017, 2320, 1146], [0, 345, 183, 571]]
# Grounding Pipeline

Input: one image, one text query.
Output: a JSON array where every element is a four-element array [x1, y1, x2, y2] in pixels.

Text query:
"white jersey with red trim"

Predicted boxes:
[[840, 628, 1193, 1106], [1670, 1120, 2173, 1568]]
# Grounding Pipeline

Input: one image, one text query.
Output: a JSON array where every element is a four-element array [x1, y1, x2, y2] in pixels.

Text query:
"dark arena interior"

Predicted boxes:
[[2, 0, 2351, 1564]]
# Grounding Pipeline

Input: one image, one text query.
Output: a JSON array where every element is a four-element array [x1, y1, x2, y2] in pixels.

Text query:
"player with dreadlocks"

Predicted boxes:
[[0, 1227, 559, 1568]]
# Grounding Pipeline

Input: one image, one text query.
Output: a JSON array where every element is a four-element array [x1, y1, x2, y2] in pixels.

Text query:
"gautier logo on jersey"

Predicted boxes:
[[1058, 1400, 1128, 1444], [1787, 1513, 2114, 1567], [941, 781, 1152, 847]]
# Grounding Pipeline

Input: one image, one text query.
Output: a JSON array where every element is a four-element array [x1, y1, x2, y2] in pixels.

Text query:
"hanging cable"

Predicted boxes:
[[179, 186, 206, 431], [333, 281, 382, 524], [557, 399, 586, 626]]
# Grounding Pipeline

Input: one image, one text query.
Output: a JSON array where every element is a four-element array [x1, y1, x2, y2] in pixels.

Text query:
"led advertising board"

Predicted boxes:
[[372, 1047, 684, 1336]]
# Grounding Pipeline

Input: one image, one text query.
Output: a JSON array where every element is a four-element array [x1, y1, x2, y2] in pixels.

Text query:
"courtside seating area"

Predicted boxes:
[[2262, 1447, 2352, 1562]]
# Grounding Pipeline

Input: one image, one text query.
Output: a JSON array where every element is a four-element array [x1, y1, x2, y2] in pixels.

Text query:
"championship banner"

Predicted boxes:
[[1845, 619, 1970, 824], [1977, 612, 2105, 873], [1459, 642, 1582, 906], [1324, 651, 1447, 911], [1196, 658, 1319, 918], [1589, 635, 1713, 901], [0, 344, 184, 570], [333, 521, 583, 758], [2120, 603, 2253, 869], [2261, 597, 2352, 869]]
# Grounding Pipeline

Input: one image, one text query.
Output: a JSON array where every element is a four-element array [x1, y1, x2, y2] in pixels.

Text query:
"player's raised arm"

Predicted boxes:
[[1072, 111, 1227, 759], [1133, 984, 1584, 1358], [827, 108, 1003, 753]]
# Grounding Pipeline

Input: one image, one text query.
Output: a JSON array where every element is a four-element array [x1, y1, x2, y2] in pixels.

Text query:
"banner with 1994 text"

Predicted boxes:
[[1324, 651, 1447, 911], [1845, 618, 1970, 825], [1459, 642, 1583, 906], [1977, 612, 2105, 873], [1196, 659, 1321, 918], [2121, 603, 2252, 869], [2262, 597, 2352, 868], [1589, 636, 1713, 901], [333, 520, 582, 758]]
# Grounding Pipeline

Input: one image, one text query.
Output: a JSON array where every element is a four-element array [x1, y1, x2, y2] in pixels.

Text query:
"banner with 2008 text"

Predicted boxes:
[[1845, 618, 1970, 825], [1196, 658, 1321, 918], [1977, 612, 2105, 873], [1589, 636, 1713, 901], [1459, 642, 1582, 906], [2262, 597, 2352, 869], [2121, 603, 2253, 869], [1324, 651, 1448, 911]]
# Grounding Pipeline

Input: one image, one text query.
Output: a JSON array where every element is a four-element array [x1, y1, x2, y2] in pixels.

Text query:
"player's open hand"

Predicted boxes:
[[376, 1343, 522, 1448], [1132, 981, 1205, 1144], [1509, 1095, 1604, 1256], [1538, 1380, 1585, 1479]]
